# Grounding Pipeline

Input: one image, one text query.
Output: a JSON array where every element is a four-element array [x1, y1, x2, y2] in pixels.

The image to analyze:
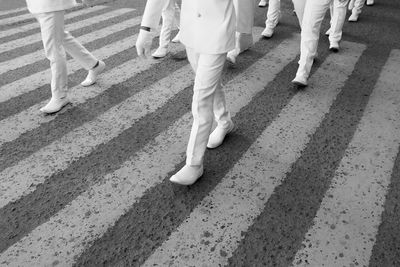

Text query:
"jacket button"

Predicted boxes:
[[197, 13, 201, 17]]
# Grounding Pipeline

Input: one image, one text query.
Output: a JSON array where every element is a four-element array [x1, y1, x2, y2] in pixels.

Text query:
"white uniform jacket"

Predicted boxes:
[[25, 0, 77, 14], [141, 0, 236, 54]]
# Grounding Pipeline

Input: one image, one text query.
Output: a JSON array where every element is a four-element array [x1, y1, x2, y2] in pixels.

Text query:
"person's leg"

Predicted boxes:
[[152, 0, 176, 58], [61, 18, 104, 87], [258, 0, 268, 7], [170, 48, 227, 185], [35, 11, 70, 113], [293, 0, 331, 86], [328, 0, 348, 51], [227, 0, 255, 64], [349, 0, 365, 21], [262, 0, 281, 38], [171, 0, 181, 43], [292, 0, 306, 29]]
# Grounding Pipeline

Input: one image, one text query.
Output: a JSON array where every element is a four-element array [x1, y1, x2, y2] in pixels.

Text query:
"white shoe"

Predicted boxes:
[[366, 0, 374, 5], [348, 12, 359, 22], [170, 165, 204, 185], [81, 60, 106, 87], [261, 27, 274, 38], [325, 28, 331, 36], [292, 75, 308, 87], [258, 0, 268, 7], [207, 122, 234, 149], [329, 41, 340, 52], [226, 49, 239, 64], [171, 31, 180, 43], [152, 47, 168, 58], [40, 97, 69, 114]]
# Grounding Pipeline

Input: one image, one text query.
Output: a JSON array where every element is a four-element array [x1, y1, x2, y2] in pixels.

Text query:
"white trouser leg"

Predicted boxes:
[[328, 0, 349, 43], [173, 1, 180, 29], [292, 0, 306, 29], [351, 0, 365, 14], [159, 0, 176, 49], [35, 11, 68, 99], [296, 0, 331, 78], [62, 31, 98, 70], [265, 0, 281, 30], [185, 48, 229, 166], [234, 0, 255, 34]]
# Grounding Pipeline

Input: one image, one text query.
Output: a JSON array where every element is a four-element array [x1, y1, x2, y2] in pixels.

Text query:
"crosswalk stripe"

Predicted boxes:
[[0, 10, 35, 25], [0, 30, 296, 266], [0, 14, 140, 79], [0, 5, 108, 39], [0, 38, 187, 209], [142, 41, 366, 266], [0, 7, 133, 54], [291, 49, 400, 267], [0, 7, 27, 16], [0, 23, 143, 146]]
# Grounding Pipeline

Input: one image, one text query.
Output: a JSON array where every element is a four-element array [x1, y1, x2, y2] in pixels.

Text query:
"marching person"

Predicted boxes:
[[325, 0, 349, 52], [152, 0, 181, 58], [137, 0, 236, 185], [348, 0, 374, 22], [226, 0, 255, 64], [26, 0, 106, 114], [292, 0, 349, 87]]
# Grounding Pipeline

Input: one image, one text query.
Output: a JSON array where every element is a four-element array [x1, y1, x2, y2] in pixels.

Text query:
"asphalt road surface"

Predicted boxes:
[[0, 0, 399, 266]]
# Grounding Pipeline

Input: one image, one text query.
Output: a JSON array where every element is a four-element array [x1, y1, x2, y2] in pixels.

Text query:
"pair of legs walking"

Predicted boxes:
[[170, 48, 233, 185], [292, 0, 348, 87], [34, 10, 105, 113]]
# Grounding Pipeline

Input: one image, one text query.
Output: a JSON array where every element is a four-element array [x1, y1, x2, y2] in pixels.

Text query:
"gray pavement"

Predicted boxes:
[[0, 0, 399, 266]]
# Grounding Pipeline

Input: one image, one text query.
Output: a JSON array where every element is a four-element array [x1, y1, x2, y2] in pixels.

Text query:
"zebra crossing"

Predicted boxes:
[[0, 4, 399, 267]]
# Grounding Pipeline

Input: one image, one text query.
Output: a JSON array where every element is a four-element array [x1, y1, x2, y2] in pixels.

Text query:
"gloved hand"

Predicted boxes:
[[136, 29, 153, 59]]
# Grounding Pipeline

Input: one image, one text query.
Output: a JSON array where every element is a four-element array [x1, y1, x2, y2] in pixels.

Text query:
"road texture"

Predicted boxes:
[[0, 0, 399, 266]]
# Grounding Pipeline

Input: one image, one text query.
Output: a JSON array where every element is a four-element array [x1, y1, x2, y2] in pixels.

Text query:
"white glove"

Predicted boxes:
[[136, 29, 153, 59]]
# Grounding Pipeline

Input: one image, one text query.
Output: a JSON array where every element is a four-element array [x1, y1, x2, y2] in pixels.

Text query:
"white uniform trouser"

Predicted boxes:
[[295, 0, 348, 78], [292, 0, 306, 28], [159, 0, 180, 49], [328, 0, 348, 43], [349, 0, 365, 15], [265, 0, 281, 30], [34, 11, 97, 99], [234, 0, 255, 34], [185, 48, 232, 166]]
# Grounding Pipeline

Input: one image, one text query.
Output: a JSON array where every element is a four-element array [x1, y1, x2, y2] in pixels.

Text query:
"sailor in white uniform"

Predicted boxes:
[[136, 0, 236, 185], [25, 0, 106, 113]]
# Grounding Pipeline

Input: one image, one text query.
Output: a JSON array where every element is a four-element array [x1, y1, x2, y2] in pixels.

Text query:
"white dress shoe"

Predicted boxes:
[[325, 28, 331, 36], [366, 0, 374, 6], [207, 122, 234, 149], [171, 31, 180, 43], [348, 12, 359, 22], [40, 97, 69, 114], [329, 41, 340, 52], [170, 165, 204, 185], [152, 47, 168, 58], [292, 75, 308, 87], [261, 27, 274, 38], [81, 60, 106, 87], [226, 49, 239, 64], [258, 0, 268, 7]]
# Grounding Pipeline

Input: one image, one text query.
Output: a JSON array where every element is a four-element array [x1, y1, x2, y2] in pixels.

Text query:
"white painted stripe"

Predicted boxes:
[[0, 24, 143, 146], [0, 40, 186, 209], [292, 50, 400, 267], [0, 8, 133, 54], [144, 41, 366, 267], [0, 11, 34, 26], [0, 29, 294, 266], [0, 6, 108, 39], [0, 7, 26, 16], [0, 14, 140, 76]]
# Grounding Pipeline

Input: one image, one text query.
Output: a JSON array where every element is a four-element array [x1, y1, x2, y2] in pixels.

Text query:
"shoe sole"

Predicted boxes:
[[329, 47, 339, 53], [292, 80, 308, 87]]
